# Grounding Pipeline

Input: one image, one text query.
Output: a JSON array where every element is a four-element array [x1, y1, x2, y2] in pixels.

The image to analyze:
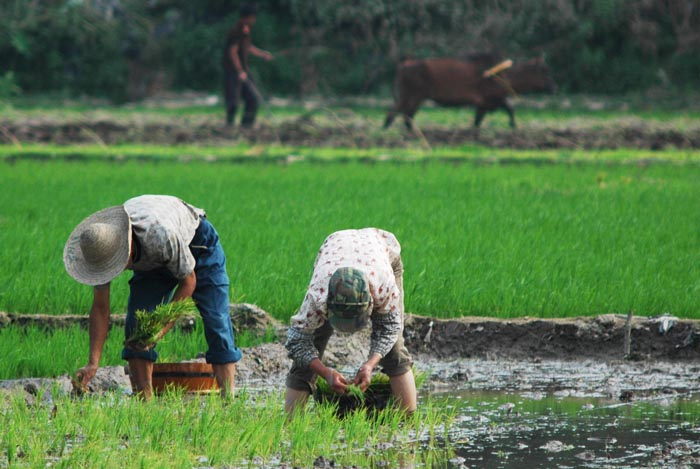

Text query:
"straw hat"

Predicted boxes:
[[63, 206, 132, 286]]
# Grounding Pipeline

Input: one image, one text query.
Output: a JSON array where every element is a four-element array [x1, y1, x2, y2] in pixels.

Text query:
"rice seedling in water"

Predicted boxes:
[[0, 387, 456, 468], [125, 298, 197, 350], [314, 369, 426, 417]]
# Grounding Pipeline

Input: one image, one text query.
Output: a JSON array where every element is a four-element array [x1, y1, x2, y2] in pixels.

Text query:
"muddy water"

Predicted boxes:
[[435, 388, 700, 468]]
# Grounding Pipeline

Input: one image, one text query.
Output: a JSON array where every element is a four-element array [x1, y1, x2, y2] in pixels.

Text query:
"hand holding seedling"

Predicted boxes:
[[125, 298, 197, 351], [73, 364, 97, 392], [309, 358, 349, 394], [325, 369, 349, 394], [353, 353, 381, 392], [353, 365, 373, 392]]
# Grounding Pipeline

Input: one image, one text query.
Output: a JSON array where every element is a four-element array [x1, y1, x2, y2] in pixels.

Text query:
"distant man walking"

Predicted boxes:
[[64, 195, 242, 399], [223, 2, 273, 127], [284, 228, 417, 415]]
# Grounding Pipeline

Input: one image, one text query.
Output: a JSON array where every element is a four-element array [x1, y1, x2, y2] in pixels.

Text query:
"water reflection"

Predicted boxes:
[[434, 389, 700, 468]]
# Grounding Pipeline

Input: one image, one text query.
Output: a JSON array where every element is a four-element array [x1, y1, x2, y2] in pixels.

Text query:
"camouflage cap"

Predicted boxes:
[[327, 267, 372, 333]]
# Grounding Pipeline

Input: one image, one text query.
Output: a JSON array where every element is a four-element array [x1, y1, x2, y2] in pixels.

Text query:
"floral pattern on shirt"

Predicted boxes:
[[286, 228, 404, 369]]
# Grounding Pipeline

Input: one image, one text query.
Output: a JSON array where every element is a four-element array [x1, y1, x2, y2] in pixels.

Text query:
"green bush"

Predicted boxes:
[[0, 0, 698, 99], [0, 71, 21, 99], [0, 2, 132, 101]]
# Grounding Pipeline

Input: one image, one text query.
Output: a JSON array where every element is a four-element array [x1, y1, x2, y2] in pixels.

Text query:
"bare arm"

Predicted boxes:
[[75, 285, 111, 387], [229, 44, 247, 80], [249, 44, 273, 61], [134, 271, 196, 343], [172, 271, 196, 302]]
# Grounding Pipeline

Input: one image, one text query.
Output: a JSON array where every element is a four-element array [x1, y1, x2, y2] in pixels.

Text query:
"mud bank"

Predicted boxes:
[[2, 308, 698, 362], [1, 118, 699, 150], [404, 313, 700, 361], [1, 307, 699, 400]]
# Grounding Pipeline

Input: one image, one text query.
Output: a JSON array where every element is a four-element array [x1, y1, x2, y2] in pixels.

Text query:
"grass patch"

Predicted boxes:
[[0, 320, 270, 379], [2, 159, 700, 321], [2, 143, 700, 164], [0, 389, 456, 468]]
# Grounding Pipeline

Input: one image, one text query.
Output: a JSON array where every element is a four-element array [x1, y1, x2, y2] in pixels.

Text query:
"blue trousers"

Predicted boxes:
[[122, 218, 242, 364]]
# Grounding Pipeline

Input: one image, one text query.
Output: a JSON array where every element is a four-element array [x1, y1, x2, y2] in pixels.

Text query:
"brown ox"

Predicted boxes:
[[384, 56, 556, 130]]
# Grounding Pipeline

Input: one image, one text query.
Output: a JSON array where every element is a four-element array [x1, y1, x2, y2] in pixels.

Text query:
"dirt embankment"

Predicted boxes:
[[1, 119, 699, 150], [2, 305, 699, 399], [404, 313, 700, 361], [2, 307, 698, 363]]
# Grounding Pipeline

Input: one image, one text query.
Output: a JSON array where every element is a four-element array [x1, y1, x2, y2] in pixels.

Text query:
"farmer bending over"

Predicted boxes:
[[64, 195, 242, 399], [284, 228, 417, 415]]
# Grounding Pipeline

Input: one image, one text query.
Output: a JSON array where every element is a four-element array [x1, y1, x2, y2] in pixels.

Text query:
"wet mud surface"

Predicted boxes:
[[445, 389, 700, 469], [2, 308, 699, 398], [3, 307, 700, 468], [1, 117, 700, 150]]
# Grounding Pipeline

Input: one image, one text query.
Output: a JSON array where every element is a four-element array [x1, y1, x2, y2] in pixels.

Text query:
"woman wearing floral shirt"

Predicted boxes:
[[284, 228, 417, 414]]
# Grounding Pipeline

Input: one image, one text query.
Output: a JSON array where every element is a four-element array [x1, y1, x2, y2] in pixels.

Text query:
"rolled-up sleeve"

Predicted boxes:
[[166, 233, 196, 280], [369, 308, 402, 358], [369, 275, 403, 357], [285, 327, 319, 369], [285, 291, 325, 368]]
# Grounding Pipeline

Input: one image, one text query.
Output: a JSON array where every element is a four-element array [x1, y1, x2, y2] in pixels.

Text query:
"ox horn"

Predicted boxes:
[[483, 59, 513, 78]]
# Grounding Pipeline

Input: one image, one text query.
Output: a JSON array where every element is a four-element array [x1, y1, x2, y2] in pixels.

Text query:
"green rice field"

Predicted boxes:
[[2, 142, 700, 164], [0, 388, 455, 468], [2, 98, 700, 468], [0, 320, 276, 380], [2, 154, 699, 321]]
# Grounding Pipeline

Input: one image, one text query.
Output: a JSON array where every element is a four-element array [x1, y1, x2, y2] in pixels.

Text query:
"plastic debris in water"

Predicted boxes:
[[656, 314, 678, 335], [539, 440, 574, 453], [424, 320, 434, 344]]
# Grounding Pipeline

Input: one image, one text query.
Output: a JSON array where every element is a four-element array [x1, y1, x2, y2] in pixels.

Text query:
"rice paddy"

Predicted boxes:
[[2, 97, 700, 468], [0, 319, 273, 380], [3, 377, 700, 468], [0, 387, 457, 468], [1, 157, 699, 321]]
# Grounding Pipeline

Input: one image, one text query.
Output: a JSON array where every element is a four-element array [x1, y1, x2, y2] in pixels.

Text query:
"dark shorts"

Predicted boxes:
[[285, 320, 414, 393], [121, 217, 242, 365]]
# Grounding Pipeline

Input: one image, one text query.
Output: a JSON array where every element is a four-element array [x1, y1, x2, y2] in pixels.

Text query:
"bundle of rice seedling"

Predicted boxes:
[[314, 368, 425, 417], [125, 298, 197, 351]]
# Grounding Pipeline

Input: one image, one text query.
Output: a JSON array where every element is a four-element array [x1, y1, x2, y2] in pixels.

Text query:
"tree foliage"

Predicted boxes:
[[1, 0, 698, 100]]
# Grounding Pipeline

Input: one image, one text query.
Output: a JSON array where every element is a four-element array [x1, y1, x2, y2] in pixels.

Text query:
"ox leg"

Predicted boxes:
[[503, 102, 516, 128], [473, 107, 487, 128], [404, 114, 414, 131], [403, 100, 423, 131], [383, 108, 397, 129]]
